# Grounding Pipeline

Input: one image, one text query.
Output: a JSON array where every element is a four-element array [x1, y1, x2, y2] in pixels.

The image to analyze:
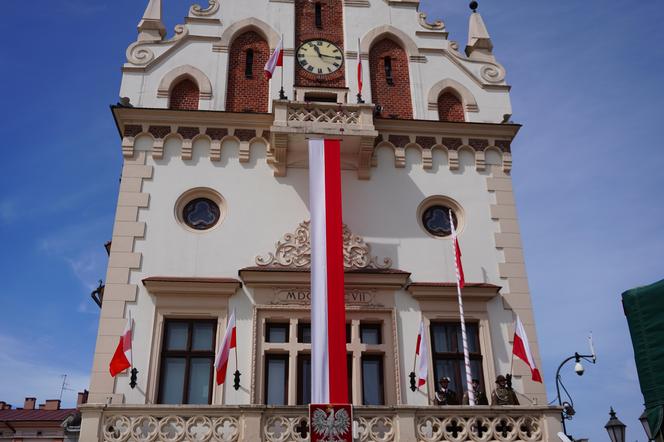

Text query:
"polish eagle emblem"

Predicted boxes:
[[311, 407, 351, 441]]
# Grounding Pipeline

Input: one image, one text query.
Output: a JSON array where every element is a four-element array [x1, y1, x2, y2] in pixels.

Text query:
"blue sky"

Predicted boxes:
[[1, 1, 662, 440]]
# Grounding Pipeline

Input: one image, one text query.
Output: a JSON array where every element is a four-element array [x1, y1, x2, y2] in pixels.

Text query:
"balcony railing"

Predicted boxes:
[[80, 404, 563, 442]]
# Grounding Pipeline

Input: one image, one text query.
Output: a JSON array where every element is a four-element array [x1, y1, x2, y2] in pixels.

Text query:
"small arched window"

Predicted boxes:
[[245, 49, 254, 78], [384, 56, 393, 85], [315, 2, 323, 28], [437, 91, 465, 122], [169, 78, 200, 111]]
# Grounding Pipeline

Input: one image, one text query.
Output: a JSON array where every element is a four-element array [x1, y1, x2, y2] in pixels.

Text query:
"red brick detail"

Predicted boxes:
[[226, 31, 269, 113], [169, 79, 200, 110], [295, 0, 345, 87], [178, 127, 200, 139], [123, 125, 142, 137], [469, 138, 489, 151], [437, 92, 465, 122], [388, 135, 410, 147], [149, 126, 171, 139], [369, 39, 413, 119], [234, 129, 256, 142], [442, 137, 462, 150], [207, 128, 229, 140], [495, 140, 512, 153], [416, 136, 436, 149]]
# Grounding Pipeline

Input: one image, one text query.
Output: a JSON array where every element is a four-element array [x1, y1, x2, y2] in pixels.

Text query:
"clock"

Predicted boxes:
[[296, 40, 344, 75]]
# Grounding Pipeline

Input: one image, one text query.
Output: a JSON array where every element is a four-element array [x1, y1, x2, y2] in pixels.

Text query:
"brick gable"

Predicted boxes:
[[169, 79, 200, 110], [437, 92, 465, 122]]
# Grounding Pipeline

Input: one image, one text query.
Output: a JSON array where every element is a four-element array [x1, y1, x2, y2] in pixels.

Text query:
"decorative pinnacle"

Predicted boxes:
[[470, 1, 478, 12]]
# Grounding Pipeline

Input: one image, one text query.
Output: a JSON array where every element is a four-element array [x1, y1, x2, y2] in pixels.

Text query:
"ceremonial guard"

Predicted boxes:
[[435, 377, 459, 405], [491, 375, 520, 405], [462, 378, 489, 405]]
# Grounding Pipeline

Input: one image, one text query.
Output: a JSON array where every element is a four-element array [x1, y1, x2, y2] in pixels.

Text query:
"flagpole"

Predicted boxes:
[[450, 210, 475, 406], [279, 34, 286, 100], [128, 310, 138, 389]]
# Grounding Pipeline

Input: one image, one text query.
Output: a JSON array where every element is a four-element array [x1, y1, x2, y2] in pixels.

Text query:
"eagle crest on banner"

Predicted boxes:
[[311, 407, 351, 441]]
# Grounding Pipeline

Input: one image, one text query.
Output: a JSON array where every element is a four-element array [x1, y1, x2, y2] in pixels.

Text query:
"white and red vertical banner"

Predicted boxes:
[[215, 309, 237, 385], [416, 320, 429, 389], [309, 138, 349, 405], [109, 315, 132, 377], [513, 315, 543, 383]]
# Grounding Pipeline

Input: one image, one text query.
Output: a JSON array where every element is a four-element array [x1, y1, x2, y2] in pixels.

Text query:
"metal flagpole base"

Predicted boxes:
[[356, 93, 365, 104], [409, 372, 417, 391], [233, 370, 241, 391], [279, 87, 287, 100], [129, 368, 138, 389]]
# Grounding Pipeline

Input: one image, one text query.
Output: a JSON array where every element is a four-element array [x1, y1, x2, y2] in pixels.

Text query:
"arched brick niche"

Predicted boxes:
[[170, 78, 200, 110], [226, 30, 270, 113], [369, 38, 413, 119], [438, 91, 465, 122]]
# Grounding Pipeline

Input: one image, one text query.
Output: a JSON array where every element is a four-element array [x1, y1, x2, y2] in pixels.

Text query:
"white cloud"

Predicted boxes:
[[0, 334, 89, 408]]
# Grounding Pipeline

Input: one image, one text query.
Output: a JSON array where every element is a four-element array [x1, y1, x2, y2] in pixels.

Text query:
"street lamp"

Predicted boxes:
[[605, 407, 626, 442], [639, 410, 654, 441], [554, 352, 596, 437]]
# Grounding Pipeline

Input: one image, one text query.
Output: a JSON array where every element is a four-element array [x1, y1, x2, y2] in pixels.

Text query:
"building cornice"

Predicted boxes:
[[407, 282, 501, 302], [142, 276, 242, 296], [239, 267, 411, 289], [374, 118, 521, 139]]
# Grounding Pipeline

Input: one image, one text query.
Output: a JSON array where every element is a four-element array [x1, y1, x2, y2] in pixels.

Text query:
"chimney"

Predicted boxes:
[[44, 400, 61, 410], [24, 397, 36, 410], [38, 404, 46, 409], [77, 390, 89, 407], [0, 401, 5, 409], [3, 403, 13, 410]]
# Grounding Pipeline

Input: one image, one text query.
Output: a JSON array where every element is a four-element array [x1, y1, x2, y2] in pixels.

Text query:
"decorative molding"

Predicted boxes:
[[142, 276, 241, 296], [126, 24, 189, 66], [418, 12, 445, 31], [446, 44, 507, 84], [256, 220, 393, 270], [188, 0, 219, 17], [157, 65, 213, 100], [345, 0, 371, 6]]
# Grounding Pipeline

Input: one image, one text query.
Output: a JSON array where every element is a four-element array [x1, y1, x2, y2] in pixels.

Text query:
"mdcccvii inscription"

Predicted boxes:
[[273, 289, 378, 306]]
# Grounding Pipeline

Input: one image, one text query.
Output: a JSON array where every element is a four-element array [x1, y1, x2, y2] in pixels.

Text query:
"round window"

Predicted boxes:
[[175, 188, 227, 233], [183, 198, 220, 230], [417, 196, 464, 239], [422, 205, 458, 237]]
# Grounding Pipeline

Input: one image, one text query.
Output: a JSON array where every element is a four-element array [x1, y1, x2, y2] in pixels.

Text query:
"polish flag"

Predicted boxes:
[[357, 39, 363, 96], [109, 317, 132, 377], [309, 139, 349, 404], [449, 210, 465, 289], [215, 309, 237, 385], [264, 37, 284, 79], [513, 316, 543, 383], [416, 320, 429, 388]]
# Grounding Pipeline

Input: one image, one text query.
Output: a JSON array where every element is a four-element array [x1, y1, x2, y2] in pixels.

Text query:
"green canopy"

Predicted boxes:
[[622, 278, 664, 437]]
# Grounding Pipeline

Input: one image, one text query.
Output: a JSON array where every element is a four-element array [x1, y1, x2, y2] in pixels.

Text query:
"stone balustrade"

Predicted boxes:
[[79, 404, 563, 442]]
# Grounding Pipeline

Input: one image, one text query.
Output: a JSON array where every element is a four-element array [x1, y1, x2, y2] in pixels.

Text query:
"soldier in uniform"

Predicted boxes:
[[462, 378, 489, 405], [491, 374, 519, 405], [435, 377, 459, 405]]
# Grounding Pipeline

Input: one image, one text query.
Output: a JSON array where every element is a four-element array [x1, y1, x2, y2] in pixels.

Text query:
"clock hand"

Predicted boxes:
[[312, 45, 322, 57]]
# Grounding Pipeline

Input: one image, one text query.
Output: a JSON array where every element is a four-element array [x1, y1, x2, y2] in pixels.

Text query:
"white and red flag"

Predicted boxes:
[[215, 309, 237, 385], [449, 211, 465, 288], [356, 39, 363, 96], [513, 315, 543, 383], [415, 320, 429, 388], [264, 36, 284, 79], [109, 316, 132, 377], [309, 138, 349, 404]]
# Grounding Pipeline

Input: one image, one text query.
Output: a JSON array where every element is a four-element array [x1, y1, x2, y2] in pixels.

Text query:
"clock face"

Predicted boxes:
[[296, 40, 344, 75]]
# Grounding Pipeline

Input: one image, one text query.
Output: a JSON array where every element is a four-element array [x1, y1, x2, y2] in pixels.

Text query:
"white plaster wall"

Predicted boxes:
[[120, 1, 511, 122], [118, 136, 516, 405]]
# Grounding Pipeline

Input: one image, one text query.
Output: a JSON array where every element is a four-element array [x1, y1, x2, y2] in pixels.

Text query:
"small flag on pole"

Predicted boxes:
[[512, 315, 543, 383], [357, 39, 363, 96], [215, 309, 237, 385], [450, 212, 465, 289], [416, 320, 429, 388], [264, 36, 284, 79], [109, 316, 132, 377]]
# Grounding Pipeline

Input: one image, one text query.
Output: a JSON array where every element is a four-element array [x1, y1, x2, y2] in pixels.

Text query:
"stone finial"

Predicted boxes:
[[138, 0, 166, 41], [465, 9, 494, 61]]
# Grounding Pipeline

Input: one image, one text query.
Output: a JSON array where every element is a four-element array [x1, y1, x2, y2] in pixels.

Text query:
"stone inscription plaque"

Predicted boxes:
[[273, 289, 377, 306]]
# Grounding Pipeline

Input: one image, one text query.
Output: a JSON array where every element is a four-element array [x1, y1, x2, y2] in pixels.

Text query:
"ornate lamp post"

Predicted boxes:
[[639, 410, 658, 441], [605, 407, 626, 442]]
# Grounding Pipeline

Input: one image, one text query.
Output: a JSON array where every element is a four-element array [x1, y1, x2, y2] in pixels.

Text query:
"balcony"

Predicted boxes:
[[269, 100, 378, 179], [80, 404, 563, 441]]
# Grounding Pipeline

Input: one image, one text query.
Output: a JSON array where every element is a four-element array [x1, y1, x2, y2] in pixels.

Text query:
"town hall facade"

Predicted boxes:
[[80, 0, 564, 440]]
